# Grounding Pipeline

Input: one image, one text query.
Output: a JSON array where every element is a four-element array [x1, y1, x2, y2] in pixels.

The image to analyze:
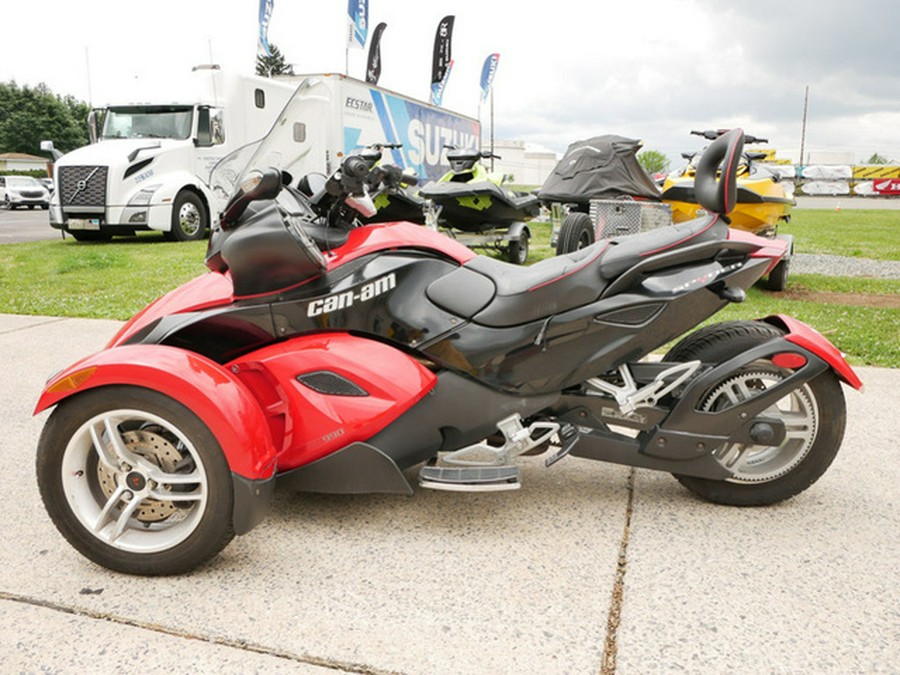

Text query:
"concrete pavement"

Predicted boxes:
[[1, 313, 897, 674]]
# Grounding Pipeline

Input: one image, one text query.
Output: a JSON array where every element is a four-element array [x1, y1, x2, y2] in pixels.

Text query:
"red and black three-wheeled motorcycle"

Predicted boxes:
[[35, 80, 861, 575]]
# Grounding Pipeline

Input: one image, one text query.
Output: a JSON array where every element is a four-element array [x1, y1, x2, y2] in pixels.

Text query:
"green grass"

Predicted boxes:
[[784, 210, 900, 260], [0, 233, 207, 319], [0, 211, 896, 366]]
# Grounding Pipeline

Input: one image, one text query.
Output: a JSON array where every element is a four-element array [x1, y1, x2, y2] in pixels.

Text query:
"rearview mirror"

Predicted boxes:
[[220, 168, 282, 228]]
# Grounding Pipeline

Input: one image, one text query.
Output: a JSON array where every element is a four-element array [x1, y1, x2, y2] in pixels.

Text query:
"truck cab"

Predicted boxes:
[[45, 66, 294, 241]]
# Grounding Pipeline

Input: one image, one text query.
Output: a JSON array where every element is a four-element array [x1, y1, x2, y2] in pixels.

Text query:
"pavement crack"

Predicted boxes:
[[0, 591, 402, 674], [600, 468, 635, 675], [0, 316, 69, 337]]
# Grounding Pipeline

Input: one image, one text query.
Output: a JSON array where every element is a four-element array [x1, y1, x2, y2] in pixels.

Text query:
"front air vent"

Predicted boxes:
[[123, 157, 153, 179], [296, 371, 369, 397]]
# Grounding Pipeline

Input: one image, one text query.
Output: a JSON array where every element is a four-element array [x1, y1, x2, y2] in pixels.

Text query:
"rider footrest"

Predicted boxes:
[[545, 424, 581, 467], [418, 465, 521, 492]]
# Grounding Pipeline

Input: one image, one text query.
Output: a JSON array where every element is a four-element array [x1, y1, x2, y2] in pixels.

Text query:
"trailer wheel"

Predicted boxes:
[[556, 212, 594, 255], [508, 231, 530, 264], [167, 191, 207, 242]]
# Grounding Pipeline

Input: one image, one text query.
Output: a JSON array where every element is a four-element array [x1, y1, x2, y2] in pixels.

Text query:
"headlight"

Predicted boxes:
[[127, 184, 161, 207]]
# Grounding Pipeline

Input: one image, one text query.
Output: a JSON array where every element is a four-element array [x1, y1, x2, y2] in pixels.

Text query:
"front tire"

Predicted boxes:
[[664, 321, 846, 506], [36, 386, 235, 575], [166, 190, 207, 241]]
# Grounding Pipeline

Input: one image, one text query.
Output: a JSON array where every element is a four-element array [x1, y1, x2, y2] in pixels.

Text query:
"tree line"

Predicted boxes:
[[0, 81, 90, 157]]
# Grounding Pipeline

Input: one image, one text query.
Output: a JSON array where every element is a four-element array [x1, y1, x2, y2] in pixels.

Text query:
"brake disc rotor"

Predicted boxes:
[[96, 428, 184, 522]]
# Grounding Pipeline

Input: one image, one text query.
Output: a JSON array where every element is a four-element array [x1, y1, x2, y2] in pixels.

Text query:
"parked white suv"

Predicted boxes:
[[0, 175, 51, 209]]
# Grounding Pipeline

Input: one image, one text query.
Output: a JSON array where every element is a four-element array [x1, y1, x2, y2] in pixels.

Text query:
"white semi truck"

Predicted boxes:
[[45, 69, 480, 241], [44, 65, 296, 241]]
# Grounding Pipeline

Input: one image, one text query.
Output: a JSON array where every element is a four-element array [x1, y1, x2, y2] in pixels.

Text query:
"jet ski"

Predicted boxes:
[[661, 130, 795, 235], [418, 147, 541, 264]]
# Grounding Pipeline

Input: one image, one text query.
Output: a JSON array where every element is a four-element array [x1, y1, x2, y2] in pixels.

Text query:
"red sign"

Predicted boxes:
[[873, 179, 900, 194]]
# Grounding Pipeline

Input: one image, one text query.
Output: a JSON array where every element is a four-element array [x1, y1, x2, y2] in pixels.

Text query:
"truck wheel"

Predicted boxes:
[[508, 231, 530, 264], [556, 212, 594, 255], [167, 191, 207, 242]]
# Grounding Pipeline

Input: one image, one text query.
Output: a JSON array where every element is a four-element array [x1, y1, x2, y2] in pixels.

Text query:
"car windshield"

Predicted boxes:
[[209, 77, 322, 204], [102, 105, 193, 140], [6, 176, 42, 188]]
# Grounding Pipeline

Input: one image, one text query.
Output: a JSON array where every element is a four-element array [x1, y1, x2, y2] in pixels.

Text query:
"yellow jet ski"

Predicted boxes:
[[661, 130, 795, 289]]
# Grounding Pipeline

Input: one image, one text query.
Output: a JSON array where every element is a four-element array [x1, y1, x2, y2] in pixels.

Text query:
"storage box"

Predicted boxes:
[[589, 199, 672, 238]]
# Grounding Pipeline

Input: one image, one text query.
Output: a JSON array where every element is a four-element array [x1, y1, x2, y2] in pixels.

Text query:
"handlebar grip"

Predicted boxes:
[[343, 155, 370, 179], [401, 173, 418, 187]]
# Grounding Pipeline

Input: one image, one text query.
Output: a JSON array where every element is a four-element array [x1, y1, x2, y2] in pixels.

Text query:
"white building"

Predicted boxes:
[[0, 152, 50, 174], [485, 139, 558, 188]]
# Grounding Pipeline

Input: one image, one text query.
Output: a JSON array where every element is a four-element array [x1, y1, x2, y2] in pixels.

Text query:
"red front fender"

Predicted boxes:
[[764, 315, 864, 391], [34, 345, 276, 480]]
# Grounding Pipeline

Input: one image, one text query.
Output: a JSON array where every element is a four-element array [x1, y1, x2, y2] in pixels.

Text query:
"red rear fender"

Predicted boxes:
[[34, 344, 275, 479], [764, 315, 863, 391]]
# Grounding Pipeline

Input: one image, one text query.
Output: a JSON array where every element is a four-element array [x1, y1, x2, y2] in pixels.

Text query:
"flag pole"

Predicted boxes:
[[490, 86, 495, 172]]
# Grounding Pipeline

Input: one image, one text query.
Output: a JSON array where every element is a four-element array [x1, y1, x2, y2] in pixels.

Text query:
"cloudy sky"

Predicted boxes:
[[2, 1, 898, 165]]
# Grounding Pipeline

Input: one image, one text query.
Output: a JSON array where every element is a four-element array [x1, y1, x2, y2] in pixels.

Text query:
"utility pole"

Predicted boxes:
[[799, 85, 809, 167]]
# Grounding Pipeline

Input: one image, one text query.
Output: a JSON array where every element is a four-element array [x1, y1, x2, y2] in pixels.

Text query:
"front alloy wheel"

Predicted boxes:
[[37, 386, 234, 575]]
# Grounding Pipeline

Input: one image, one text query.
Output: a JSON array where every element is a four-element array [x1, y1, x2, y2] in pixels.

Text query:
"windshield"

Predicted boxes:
[[209, 77, 325, 203], [6, 176, 42, 188], [102, 105, 193, 140]]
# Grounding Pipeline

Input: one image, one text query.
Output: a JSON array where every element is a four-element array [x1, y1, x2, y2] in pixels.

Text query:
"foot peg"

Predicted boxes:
[[442, 414, 559, 467], [545, 423, 580, 467], [419, 465, 521, 492]]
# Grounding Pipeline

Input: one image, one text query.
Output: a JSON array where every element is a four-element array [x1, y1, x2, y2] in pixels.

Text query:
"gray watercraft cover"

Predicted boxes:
[[537, 135, 662, 203]]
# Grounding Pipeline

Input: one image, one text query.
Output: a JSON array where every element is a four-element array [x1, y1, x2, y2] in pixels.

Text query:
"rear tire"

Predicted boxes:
[[556, 211, 594, 255], [36, 386, 235, 575], [664, 320, 846, 506]]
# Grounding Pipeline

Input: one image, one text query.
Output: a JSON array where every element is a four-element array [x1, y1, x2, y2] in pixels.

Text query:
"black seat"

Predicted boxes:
[[426, 215, 729, 328], [426, 242, 608, 327], [598, 214, 726, 279]]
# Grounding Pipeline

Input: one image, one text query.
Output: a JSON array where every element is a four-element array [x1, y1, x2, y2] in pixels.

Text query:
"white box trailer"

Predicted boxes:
[[44, 65, 296, 241], [274, 73, 480, 183]]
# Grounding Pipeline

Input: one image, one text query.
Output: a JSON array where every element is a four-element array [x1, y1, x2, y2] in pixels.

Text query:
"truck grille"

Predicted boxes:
[[59, 166, 108, 207]]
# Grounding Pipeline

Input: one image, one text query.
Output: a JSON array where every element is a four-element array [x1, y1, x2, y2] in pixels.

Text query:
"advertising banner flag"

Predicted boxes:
[[366, 22, 387, 85], [347, 0, 369, 49], [480, 53, 500, 103], [257, 0, 274, 57], [430, 59, 454, 107], [431, 15, 455, 87]]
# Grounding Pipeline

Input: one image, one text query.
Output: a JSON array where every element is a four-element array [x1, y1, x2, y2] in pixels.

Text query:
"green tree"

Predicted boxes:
[[864, 152, 890, 164], [637, 149, 669, 175], [0, 81, 90, 156], [256, 44, 295, 78]]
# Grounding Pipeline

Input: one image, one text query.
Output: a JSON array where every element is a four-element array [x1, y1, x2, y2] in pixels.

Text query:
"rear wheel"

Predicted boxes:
[[664, 321, 846, 506], [36, 386, 235, 575], [556, 211, 594, 254]]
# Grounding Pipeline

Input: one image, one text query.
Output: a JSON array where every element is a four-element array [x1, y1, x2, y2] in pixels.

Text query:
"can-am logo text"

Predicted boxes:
[[307, 273, 396, 317]]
